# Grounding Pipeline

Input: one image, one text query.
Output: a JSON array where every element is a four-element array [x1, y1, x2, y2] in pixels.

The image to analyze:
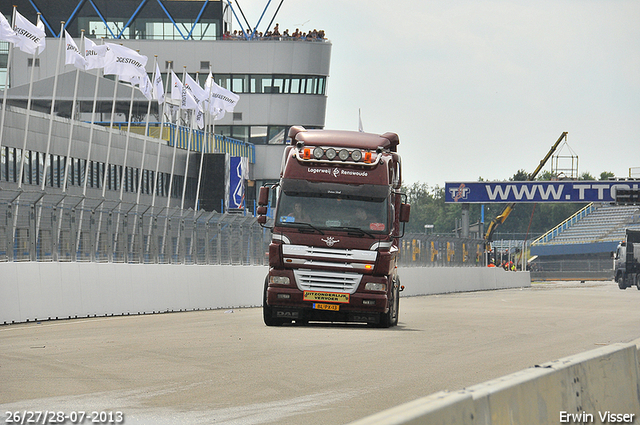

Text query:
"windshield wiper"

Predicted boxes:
[[284, 222, 325, 234], [329, 226, 376, 238]]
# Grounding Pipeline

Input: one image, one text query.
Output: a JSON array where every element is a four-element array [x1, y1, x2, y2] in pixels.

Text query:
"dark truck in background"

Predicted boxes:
[[257, 126, 410, 327], [614, 229, 640, 290]]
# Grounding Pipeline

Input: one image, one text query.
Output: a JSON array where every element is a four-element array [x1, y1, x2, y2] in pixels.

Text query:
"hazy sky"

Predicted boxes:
[[239, 1, 639, 186]]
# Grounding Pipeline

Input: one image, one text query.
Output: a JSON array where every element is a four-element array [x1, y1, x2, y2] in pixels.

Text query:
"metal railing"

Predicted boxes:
[[1, 193, 486, 268], [0, 191, 268, 265], [399, 233, 485, 267]]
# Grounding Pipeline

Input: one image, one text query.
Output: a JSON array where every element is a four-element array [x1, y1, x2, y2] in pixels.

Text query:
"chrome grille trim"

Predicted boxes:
[[282, 244, 377, 261], [293, 269, 362, 294]]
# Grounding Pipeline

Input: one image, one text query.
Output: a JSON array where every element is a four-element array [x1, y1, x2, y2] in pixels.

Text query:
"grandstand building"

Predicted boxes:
[[0, 0, 331, 211], [530, 203, 640, 280]]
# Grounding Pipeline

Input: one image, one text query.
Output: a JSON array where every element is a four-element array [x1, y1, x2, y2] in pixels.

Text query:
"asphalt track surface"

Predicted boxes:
[[2, 280, 640, 424]]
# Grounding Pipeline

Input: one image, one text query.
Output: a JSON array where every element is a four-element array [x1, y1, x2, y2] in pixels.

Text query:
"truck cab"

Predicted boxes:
[[257, 126, 410, 327], [614, 229, 640, 290]]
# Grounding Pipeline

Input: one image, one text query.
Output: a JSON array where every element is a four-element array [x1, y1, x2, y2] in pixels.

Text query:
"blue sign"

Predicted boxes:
[[445, 181, 640, 203], [229, 157, 246, 208]]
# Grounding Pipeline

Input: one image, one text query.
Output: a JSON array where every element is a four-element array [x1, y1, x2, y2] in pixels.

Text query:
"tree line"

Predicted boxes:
[[403, 171, 615, 240]]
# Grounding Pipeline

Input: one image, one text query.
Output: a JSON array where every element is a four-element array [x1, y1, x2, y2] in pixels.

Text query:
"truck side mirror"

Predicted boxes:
[[400, 203, 411, 223], [258, 186, 270, 206], [257, 186, 272, 228]]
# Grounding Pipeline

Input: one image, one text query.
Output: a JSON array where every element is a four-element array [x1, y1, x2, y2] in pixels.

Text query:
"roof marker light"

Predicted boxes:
[[364, 152, 372, 163], [303, 148, 312, 159]]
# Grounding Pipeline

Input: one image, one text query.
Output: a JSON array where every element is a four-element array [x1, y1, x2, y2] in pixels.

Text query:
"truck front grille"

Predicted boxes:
[[293, 269, 362, 294]]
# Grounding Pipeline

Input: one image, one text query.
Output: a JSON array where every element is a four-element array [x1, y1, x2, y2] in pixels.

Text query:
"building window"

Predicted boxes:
[[250, 126, 267, 145], [200, 61, 210, 70], [268, 126, 287, 144], [27, 58, 40, 67], [231, 126, 248, 143]]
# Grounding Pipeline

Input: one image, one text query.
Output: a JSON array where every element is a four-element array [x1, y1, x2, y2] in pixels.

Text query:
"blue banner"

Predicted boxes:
[[445, 181, 640, 203], [229, 157, 246, 208]]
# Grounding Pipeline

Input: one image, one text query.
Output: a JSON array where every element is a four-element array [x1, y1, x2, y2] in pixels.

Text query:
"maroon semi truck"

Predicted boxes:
[[257, 126, 410, 327]]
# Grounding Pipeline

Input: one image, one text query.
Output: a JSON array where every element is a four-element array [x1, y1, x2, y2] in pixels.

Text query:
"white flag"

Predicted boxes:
[[12, 10, 45, 55], [170, 70, 199, 111], [103, 43, 148, 81], [0, 13, 18, 44], [84, 37, 108, 70], [127, 73, 153, 101], [205, 72, 239, 118], [36, 17, 45, 54], [64, 30, 86, 69], [152, 62, 164, 104], [184, 73, 207, 106]]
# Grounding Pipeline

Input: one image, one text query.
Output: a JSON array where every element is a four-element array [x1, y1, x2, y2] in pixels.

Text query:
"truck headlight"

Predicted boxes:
[[365, 282, 386, 291], [270, 276, 290, 285]]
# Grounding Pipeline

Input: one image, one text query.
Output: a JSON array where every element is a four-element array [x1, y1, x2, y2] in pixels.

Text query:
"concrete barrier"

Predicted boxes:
[[399, 267, 530, 296], [0, 262, 266, 324], [348, 340, 640, 425], [0, 263, 529, 325]]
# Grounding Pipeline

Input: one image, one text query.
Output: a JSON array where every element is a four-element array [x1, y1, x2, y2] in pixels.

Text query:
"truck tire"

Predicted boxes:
[[263, 278, 285, 327], [378, 278, 400, 328], [636, 274, 640, 291], [618, 274, 628, 290], [390, 277, 400, 327]]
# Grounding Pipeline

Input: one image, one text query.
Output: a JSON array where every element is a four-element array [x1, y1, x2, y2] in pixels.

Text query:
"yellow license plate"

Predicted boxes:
[[313, 303, 339, 311], [303, 291, 350, 303]]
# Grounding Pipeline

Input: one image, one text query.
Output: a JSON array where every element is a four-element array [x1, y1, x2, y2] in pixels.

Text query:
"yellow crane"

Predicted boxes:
[[484, 132, 568, 252]]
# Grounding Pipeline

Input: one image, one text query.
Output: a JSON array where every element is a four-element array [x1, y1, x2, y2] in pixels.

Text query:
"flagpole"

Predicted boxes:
[[40, 21, 65, 191], [0, 8, 16, 153], [136, 56, 157, 206], [180, 66, 194, 210], [165, 65, 179, 213], [101, 62, 120, 197], [80, 37, 103, 194], [161, 64, 179, 258], [151, 61, 170, 261], [57, 28, 86, 262], [151, 59, 170, 209], [195, 66, 214, 211], [118, 78, 136, 200], [17, 12, 42, 190]]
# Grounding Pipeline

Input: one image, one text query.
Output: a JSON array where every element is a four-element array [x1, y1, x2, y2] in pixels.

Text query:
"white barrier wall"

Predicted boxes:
[[399, 267, 530, 296], [0, 263, 529, 324], [348, 340, 640, 425], [0, 263, 267, 324]]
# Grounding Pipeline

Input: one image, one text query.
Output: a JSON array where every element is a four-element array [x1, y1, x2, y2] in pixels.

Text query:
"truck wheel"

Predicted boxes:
[[618, 275, 628, 290], [263, 278, 285, 327], [390, 278, 400, 327], [378, 278, 400, 328], [636, 275, 640, 291]]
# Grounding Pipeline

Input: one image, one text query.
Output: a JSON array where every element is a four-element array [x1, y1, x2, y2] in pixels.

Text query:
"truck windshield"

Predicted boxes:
[[276, 192, 389, 234]]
